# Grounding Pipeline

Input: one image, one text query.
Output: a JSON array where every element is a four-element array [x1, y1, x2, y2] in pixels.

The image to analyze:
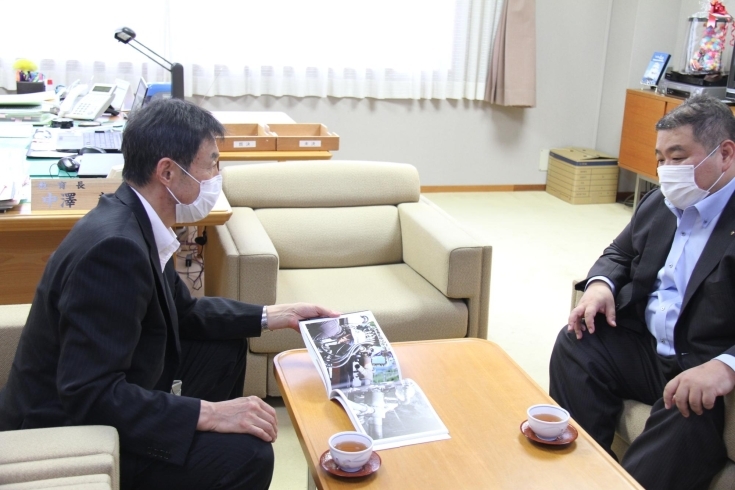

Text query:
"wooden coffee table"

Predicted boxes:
[[274, 338, 643, 489]]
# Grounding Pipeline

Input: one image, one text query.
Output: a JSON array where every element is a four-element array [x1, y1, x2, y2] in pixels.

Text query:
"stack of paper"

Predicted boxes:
[[0, 149, 30, 211], [0, 92, 57, 105], [0, 92, 57, 123]]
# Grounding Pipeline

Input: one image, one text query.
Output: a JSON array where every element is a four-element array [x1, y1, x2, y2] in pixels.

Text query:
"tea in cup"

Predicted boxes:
[[328, 431, 373, 472], [527, 404, 570, 441]]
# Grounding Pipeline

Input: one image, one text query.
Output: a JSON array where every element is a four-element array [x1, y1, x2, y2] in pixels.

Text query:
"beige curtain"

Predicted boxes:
[[485, 0, 536, 107]]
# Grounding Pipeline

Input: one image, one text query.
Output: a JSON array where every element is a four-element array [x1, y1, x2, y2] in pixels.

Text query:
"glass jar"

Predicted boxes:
[[682, 13, 733, 75]]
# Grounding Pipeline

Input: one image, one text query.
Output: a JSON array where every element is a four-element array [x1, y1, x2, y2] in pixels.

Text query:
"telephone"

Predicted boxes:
[[64, 84, 116, 120], [58, 81, 130, 121]]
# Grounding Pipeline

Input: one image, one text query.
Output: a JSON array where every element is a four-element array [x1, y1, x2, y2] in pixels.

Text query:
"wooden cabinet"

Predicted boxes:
[[619, 89, 670, 180], [619, 89, 726, 181]]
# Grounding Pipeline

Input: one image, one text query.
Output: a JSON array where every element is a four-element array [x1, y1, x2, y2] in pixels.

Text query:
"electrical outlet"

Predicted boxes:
[[539, 149, 550, 171]]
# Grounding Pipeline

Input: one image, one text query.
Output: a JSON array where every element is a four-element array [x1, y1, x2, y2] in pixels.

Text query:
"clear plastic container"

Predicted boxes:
[[681, 13, 733, 74]]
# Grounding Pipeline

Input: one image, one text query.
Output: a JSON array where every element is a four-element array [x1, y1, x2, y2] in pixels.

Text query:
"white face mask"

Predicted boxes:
[[166, 161, 222, 223], [657, 143, 724, 209]]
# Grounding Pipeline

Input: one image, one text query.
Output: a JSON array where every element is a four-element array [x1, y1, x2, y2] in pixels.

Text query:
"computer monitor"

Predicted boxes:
[[130, 77, 148, 113]]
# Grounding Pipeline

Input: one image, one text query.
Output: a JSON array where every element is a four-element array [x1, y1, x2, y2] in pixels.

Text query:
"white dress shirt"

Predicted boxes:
[[130, 186, 180, 272]]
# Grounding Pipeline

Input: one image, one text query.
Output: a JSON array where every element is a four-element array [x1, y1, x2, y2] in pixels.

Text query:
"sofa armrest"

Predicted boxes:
[[571, 280, 583, 312], [207, 207, 279, 306], [399, 201, 491, 339], [723, 378, 735, 463], [0, 304, 31, 388], [0, 426, 119, 490]]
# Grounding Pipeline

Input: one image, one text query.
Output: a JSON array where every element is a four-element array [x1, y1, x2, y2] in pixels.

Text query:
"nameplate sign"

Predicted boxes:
[[31, 179, 120, 211]]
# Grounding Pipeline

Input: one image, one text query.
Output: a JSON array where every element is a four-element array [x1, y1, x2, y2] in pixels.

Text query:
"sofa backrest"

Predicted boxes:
[[221, 161, 421, 269], [0, 304, 31, 389]]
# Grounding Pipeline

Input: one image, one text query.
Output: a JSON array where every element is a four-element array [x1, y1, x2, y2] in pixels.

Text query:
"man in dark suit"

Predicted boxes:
[[550, 94, 735, 490], [0, 99, 338, 490]]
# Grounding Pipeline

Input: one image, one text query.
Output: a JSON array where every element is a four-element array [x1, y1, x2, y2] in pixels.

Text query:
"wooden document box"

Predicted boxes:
[[546, 147, 619, 204], [218, 124, 276, 152], [267, 123, 340, 151]]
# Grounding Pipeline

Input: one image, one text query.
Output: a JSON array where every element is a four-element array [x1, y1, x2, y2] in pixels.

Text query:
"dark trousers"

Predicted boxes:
[[549, 317, 727, 490], [121, 338, 274, 490]]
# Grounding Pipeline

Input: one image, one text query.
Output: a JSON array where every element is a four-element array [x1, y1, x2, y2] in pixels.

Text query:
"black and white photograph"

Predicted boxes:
[[336, 379, 448, 444], [303, 311, 400, 391]]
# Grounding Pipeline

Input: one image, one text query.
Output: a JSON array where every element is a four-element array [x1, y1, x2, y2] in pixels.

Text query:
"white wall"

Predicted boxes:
[[197, 1, 617, 187], [596, 0, 684, 190], [197, 0, 703, 187]]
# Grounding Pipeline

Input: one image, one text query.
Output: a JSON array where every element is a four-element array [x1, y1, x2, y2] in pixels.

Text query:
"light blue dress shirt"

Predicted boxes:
[[589, 175, 735, 371]]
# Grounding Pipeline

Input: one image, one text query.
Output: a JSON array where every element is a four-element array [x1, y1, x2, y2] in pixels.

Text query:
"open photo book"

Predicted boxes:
[[300, 310, 450, 450]]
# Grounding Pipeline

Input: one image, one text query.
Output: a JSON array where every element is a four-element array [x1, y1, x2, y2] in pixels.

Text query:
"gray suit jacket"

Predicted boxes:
[[0, 183, 262, 465]]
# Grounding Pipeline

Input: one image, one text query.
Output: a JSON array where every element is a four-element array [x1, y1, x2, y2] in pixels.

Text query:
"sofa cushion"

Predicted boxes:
[[249, 263, 469, 353], [255, 207, 402, 269], [0, 426, 118, 488], [222, 161, 420, 208], [615, 399, 651, 445], [0, 474, 111, 489]]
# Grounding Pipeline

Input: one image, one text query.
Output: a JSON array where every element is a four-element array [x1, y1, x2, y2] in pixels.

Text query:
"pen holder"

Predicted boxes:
[[16, 81, 45, 94]]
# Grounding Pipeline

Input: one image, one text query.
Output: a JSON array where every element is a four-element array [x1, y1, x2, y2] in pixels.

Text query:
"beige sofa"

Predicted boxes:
[[0, 304, 120, 490], [571, 286, 735, 488], [205, 160, 492, 397]]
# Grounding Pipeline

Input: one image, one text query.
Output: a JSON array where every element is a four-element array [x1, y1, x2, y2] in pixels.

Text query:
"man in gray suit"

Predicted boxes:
[[0, 99, 337, 490], [550, 95, 735, 490]]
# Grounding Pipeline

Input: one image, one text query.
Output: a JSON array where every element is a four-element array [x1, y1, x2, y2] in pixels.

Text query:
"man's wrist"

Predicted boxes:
[[586, 276, 615, 295], [197, 400, 214, 431], [714, 354, 735, 374], [261, 306, 269, 332]]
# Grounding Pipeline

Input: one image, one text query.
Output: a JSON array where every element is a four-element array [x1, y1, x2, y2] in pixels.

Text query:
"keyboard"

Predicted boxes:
[[82, 131, 123, 151], [55, 130, 123, 153]]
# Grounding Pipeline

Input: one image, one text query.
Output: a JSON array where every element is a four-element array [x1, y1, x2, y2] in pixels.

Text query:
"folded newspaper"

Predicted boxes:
[[300, 310, 449, 450]]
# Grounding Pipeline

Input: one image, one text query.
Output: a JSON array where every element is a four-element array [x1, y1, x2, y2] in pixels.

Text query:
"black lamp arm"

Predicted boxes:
[[128, 39, 173, 72], [114, 27, 184, 100]]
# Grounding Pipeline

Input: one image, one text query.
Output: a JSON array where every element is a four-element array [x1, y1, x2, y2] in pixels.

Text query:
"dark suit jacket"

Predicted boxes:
[[0, 183, 262, 465], [576, 188, 735, 370]]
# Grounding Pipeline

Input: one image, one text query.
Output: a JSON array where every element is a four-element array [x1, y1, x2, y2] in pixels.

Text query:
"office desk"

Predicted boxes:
[[1, 110, 329, 304], [0, 192, 232, 305]]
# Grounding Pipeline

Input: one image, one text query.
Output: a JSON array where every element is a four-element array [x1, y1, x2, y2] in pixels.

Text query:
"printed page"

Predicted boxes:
[[301, 328, 332, 395], [332, 378, 450, 450], [300, 311, 402, 393]]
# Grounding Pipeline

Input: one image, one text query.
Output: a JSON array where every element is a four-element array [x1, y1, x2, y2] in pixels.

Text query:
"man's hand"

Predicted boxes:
[[197, 397, 279, 441], [266, 303, 340, 332], [567, 281, 616, 339], [663, 360, 735, 417]]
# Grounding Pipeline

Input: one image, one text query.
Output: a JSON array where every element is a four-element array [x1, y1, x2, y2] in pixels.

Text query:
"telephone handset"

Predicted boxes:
[[58, 82, 87, 116], [109, 79, 130, 113], [63, 84, 116, 121]]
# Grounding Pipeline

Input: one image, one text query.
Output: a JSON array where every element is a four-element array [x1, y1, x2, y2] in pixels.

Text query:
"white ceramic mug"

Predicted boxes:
[[527, 404, 570, 441], [328, 431, 373, 472]]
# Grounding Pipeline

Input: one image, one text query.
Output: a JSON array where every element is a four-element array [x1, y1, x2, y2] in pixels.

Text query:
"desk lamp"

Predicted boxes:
[[114, 27, 184, 100]]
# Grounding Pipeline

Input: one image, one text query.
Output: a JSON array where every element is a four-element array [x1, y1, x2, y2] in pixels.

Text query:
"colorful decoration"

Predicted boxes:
[[688, 1, 733, 73], [12, 58, 40, 82]]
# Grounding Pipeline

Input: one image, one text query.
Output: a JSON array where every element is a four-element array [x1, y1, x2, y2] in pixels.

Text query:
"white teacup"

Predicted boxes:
[[527, 404, 570, 441], [328, 431, 373, 472]]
